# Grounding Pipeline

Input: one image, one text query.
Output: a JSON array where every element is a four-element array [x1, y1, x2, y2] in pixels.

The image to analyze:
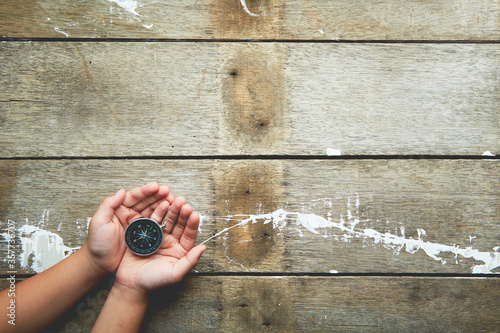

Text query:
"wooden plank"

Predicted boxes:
[[1, 276, 499, 332], [1, 159, 498, 274], [1, 0, 499, 40], [1, 42, 499, 157]]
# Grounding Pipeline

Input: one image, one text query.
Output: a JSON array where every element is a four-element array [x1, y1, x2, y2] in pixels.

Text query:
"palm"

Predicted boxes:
[[87, 214, 126, 272], [86, 184, 174, 274], [117, 239, 187, 290], [89, 206, 150, 271], [115, 201, 205, 293]]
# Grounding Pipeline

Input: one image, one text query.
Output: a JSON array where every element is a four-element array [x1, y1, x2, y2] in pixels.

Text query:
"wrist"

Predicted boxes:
[[77, 243, 110, 279], [110, 281, 149, 305], [91, 277, 149, 332]]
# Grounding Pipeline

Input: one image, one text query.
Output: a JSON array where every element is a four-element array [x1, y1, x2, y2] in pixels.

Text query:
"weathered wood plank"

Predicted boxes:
[[1, 276, 499, 332], [1, 0, 499, 40], [1, 159, 498, 274], [1, 42, 499, 157]]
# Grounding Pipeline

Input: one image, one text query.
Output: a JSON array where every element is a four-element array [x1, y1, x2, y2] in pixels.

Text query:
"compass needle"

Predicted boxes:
[[125, 218, 166, 256]]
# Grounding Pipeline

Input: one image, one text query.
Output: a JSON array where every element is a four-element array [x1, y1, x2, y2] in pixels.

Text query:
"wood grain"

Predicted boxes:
[[1, 276, 498, 332], [1, 0, 499, 331], [1, 42, 499, 157], [1, 0, 499, 40], [1, 159, 498, 274]]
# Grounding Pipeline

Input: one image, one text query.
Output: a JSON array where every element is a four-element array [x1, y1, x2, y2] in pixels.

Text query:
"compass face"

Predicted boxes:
[[125, 218, 163, 256]]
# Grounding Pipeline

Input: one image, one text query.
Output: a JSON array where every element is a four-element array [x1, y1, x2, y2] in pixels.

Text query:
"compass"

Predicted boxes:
[[124, 217, 174, 256]]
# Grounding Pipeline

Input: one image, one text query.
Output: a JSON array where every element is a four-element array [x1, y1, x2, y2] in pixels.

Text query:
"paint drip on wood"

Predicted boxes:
[[200, 195, 500, 274], [54, 26, 70, 37], [326, 148, 342, 156], [2, 197, 498, 274], [240, 0, 260, 16], [0, 211, 86, 273], [108, 0, 155, 29], [17, 225, 78, 273]]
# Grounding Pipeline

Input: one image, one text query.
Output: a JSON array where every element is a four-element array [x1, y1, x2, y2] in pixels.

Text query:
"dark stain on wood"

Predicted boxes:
[[213, 161, 285, 269], [221, 45, 286, 147], [222, 278, 290, 331], [210, 0, 284, 38], [398, 280, 455, 304]]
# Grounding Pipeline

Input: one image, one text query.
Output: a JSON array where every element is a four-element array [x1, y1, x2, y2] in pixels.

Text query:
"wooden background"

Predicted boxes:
[[1, 0, 499, 331]]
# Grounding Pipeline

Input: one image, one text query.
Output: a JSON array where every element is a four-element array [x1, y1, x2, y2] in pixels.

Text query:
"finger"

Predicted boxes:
[[170, 204, 193, 241], [149, 200, 170, 224], [179, 213, 200, 251], [166, 193, 175, 205], [136, 185, 171, 216], [122, 183, 160, 208], [171, 245, 206, 283], [163, 196, 186, 233], [138, 197, 169, 218], [179, 212, 201, 251], [90, 189, 126, 229], [131, 185, 171, 213]]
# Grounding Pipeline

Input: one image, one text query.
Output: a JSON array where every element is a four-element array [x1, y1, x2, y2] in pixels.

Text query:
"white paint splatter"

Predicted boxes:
[[240, 0, 260, 17], [318, 29, 324, 34], [54, 26, 69, 37], [329, 270, 338, 274], [417, 228, 426, 240], [346, 193, 361, 230], [198, 214, 203, 233], [296, 213, 334, 237], [108, 0, 156, 29], [199, 197, 500, 274], [109, 0, 143, 16], [0, 211, 90, 273], [200, 209, 288, 246], [326, 148, 342, 156], [482, 151, 495, 156], [17, 225, 78, 273]]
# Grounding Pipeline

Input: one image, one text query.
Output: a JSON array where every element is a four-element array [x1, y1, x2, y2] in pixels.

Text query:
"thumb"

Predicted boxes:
[[90, 189, 126, 229], [171, 244, 206, 283]]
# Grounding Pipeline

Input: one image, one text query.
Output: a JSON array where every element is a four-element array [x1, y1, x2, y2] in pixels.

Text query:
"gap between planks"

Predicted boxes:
[[2, 38, 500, 44], [2, 273, 500, 281], [0, 155, 498, 161]]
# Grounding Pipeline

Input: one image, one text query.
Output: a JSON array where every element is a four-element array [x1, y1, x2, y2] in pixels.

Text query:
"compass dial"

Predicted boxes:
[[125, 218, 163, 256]]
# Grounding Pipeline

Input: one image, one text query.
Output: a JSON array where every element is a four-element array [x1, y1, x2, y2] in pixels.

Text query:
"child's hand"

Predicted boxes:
[[113, 196, 206, 296], [82, 183, 175, 275]]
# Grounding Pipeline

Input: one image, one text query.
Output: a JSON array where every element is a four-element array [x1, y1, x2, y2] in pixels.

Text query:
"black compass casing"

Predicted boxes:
[[125, 218, 164, 256]]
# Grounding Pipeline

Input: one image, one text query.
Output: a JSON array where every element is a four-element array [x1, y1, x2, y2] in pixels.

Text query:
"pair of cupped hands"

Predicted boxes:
[[82, 183, 206, 296]]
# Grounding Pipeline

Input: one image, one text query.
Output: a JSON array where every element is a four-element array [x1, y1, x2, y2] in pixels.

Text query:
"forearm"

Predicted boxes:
[[0, 244, 107, 332], [91, 283, 148, 333]]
